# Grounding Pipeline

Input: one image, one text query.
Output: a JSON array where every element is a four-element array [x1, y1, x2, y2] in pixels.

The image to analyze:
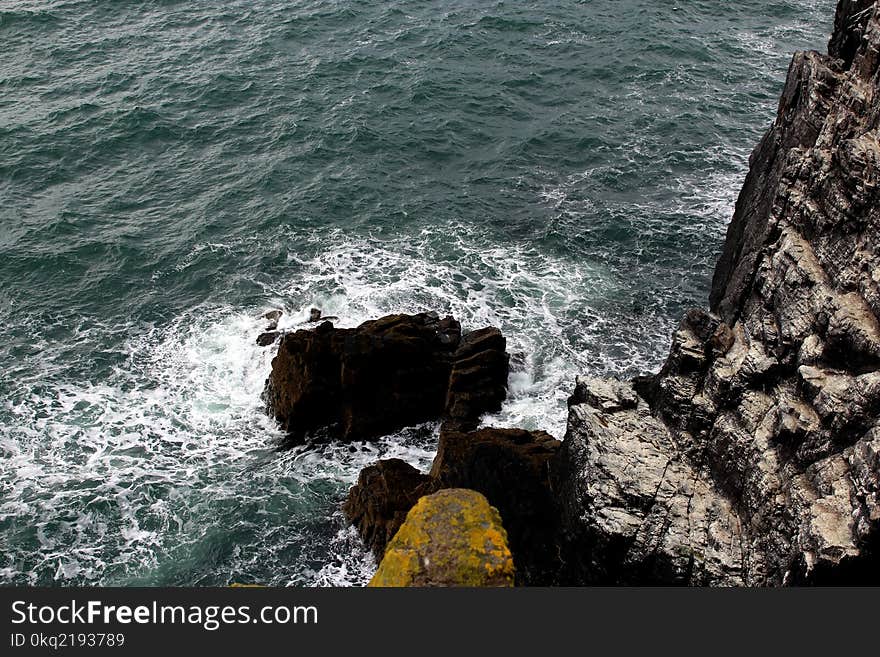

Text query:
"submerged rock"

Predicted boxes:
[[556, 0, 880, 586], [368, 489, 515, 587], [263, 312, 508, 443]]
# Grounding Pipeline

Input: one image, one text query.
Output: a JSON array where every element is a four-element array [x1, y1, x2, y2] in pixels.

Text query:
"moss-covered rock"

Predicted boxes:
[[368, 488, 515, 587]]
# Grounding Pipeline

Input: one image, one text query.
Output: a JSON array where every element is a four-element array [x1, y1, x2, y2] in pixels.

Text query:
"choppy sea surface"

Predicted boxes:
[[0, 0, 835, 585]]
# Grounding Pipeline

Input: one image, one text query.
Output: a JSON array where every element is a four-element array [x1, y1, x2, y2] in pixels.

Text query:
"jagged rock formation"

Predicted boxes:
[[444, 328, 509, 431], [556, 0, 880, 585], [262, 312, 508, 443], [368, 489, 515, 587], [344, 426, 560, 585], [263, 313, 459, 442], [430, 427, 561, 584], [829, 0, 876, 66], [343, 459, 436, 561]]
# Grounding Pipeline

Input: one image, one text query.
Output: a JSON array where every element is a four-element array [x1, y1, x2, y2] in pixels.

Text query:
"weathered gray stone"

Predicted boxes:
[[556, 0, 880, 585]]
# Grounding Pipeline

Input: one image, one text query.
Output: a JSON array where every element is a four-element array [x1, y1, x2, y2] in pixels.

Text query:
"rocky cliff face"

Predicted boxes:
[[556, 0, 880, 585]]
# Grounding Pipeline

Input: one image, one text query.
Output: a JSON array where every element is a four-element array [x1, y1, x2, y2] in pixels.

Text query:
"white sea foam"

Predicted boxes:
[[3, 213, 673, 584], [4, 175, 750, 583], [0, 302, 439, 586], [0, 0, 839, 587], [276, 224, 632, 436]]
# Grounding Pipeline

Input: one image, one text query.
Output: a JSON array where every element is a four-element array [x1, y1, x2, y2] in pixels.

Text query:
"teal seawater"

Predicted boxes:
[[0, 1, 834, 585]]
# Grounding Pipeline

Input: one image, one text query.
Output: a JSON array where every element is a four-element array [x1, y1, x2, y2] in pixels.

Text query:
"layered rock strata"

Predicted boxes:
[[443, 328, 509, 431]]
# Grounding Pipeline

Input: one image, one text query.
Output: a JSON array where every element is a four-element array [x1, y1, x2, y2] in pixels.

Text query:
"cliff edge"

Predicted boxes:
[[555, 0, 880, 585]]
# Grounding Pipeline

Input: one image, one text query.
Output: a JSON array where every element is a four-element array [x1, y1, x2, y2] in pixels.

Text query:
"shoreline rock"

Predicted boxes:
[[263, 312, 509, 444], [342, 459, 436, 562], [443, 328, 509, 431], [344, 426, 561, 585], [555, 0, 880, 586], [430, 427, 561, 585], [367, 489, 515, 587]]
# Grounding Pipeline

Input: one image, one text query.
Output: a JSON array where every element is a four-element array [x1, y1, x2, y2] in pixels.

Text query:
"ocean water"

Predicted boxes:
[[0, 0, 835, 586]]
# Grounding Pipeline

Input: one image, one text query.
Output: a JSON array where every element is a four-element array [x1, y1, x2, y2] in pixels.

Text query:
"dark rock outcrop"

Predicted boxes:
[[443, 327, 509, 431], [256, 309, 283, 346], [256, 331, 280, 346], [344, 426, 561, 585], [308, 308, 338, 323], [829, 0, 875, 66], [431, 427, 561, 585], [263, 312, 508, 443], [264, 313, 458, 442], [556, 0, 880, 586], [342, 459, 436, 561]]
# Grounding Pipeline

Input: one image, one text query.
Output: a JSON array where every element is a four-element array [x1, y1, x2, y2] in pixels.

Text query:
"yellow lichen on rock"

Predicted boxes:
[[368, 488, 515, 587]]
